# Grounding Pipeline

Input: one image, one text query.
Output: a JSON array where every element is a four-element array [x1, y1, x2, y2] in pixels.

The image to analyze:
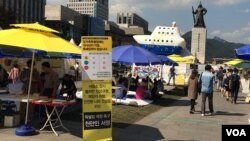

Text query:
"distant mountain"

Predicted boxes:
[[213, 36, 228, 43], [182, 31, 245, 62]]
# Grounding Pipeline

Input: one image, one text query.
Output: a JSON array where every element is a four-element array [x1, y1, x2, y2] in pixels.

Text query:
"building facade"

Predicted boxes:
[[45, 5, 104, 45], [67, 0, 108, 20], [105, 21, 125, 47], [0, 0, 46, 23], [117, 12, 148, 31]]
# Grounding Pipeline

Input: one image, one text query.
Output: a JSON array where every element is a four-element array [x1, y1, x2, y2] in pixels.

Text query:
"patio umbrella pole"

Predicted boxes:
[[16, 50, 36, 136], [25, 50, 35, 125]]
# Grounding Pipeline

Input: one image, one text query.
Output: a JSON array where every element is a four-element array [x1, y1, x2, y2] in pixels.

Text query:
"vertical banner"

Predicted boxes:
[[81, 36, 112, 141]]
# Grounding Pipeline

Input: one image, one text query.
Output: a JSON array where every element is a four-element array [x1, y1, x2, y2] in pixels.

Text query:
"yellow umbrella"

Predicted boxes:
[[11, 22, 59, 33], [0, 28, 81, 54], [223, 59, 243, 65], [0, 23, 81, 133]]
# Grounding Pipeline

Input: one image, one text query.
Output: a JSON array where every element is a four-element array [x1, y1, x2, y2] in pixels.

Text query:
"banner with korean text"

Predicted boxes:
[[81, 36, 112, 141]]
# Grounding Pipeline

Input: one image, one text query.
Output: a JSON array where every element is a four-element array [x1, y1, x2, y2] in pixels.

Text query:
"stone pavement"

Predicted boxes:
[[113, 90, 250, 141], [0, 90, 249, 141]]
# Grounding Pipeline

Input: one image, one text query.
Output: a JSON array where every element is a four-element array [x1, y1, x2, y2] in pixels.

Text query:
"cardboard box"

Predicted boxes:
[[4, 114, 20, 127]]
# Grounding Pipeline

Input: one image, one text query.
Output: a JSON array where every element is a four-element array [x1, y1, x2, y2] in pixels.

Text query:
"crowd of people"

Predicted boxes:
[[216, 66, 250, 104], [112, 73, 164, 101], [187, 64, 250, 116], [0, 60, 78, 123]]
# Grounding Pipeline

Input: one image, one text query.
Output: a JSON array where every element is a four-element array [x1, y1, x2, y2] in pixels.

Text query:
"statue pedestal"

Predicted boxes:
[[191, 27, 207, 64]]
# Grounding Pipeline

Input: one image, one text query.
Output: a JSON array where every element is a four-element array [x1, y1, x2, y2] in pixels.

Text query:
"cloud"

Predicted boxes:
[[109, 0, 249, 18], [242, 9, 250, 13], [211, 22, 250, 44], [110, 0, 194, 14], [209, 0, 248, 6]]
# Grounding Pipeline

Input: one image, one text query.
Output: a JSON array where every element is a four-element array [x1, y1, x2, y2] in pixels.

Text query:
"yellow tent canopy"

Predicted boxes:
[[223, 59, 243, 65], [167, 54, 194, 64]]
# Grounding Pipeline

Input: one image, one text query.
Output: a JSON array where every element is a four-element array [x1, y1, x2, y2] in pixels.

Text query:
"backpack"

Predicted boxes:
[[230, 74, 240, 87], [223, 75, 229, 86], [216, 70, 223, 80]]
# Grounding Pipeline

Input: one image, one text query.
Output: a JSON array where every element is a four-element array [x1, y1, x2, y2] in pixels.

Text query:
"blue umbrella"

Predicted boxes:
[[235, 44, 250, 60], [157, 55, 178, 66], [112, 45, 161, 65]]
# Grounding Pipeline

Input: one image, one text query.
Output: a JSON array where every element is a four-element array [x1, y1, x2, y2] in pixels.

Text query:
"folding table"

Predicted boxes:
[[32, 99, 76, 136]]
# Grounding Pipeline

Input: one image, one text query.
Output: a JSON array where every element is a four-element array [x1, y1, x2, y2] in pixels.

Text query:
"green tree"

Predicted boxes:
[[0, 6, 16, 29]]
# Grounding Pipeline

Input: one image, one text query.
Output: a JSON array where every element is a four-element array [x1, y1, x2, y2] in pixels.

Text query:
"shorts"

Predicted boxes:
[[225, 86, 230, 92], [220, 80, 224, 88]]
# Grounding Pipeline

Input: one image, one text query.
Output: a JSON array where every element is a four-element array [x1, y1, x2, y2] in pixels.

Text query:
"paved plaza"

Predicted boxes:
[[0, 90, 249, 141]]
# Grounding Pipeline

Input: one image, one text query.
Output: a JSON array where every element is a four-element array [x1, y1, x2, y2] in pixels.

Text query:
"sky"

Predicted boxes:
[[48, 0, 250, 44]]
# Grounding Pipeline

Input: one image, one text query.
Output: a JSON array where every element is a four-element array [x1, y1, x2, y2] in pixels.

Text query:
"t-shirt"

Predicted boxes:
[[44, 71, 60, 89], [216, 70, 224, 80], [241, 79, 250, 94], [114, 84, 127, 99], [74, 64, 79, 71], [20, 68, 39, 94], [136, 85, 146, 100], [170, 67, 175, 75], [200, 71, 214, 93], [230, 73, 240, 88]]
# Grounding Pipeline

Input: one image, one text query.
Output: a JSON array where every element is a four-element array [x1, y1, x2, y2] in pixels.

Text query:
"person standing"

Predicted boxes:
[[19, 60, 39, 122], [167, 65, 176, 85], [229, 68, 240, 104], [41, 62, 60, 98], [19, 60, 40, 94], [74, 61, 79, 81], [0, 65, 8, 87], [8, 64, 20, 84], [200, 65, 214, 116], [188, 69, 199, 114], [60, 74, 77, 100]]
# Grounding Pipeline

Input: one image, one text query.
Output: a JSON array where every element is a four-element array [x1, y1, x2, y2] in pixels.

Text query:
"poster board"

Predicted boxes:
[[81, 36, 112, 141]]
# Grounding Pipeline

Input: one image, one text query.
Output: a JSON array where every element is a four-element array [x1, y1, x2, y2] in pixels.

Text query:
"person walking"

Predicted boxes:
[[188, 69, 199, 114], [199, 65, 214, 116], [216, 66, 224, 91], [167, 65, 176, 85], [240, 74, 250, 102], [223, 69, 232, 101], [229, 68, 240, 104]]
